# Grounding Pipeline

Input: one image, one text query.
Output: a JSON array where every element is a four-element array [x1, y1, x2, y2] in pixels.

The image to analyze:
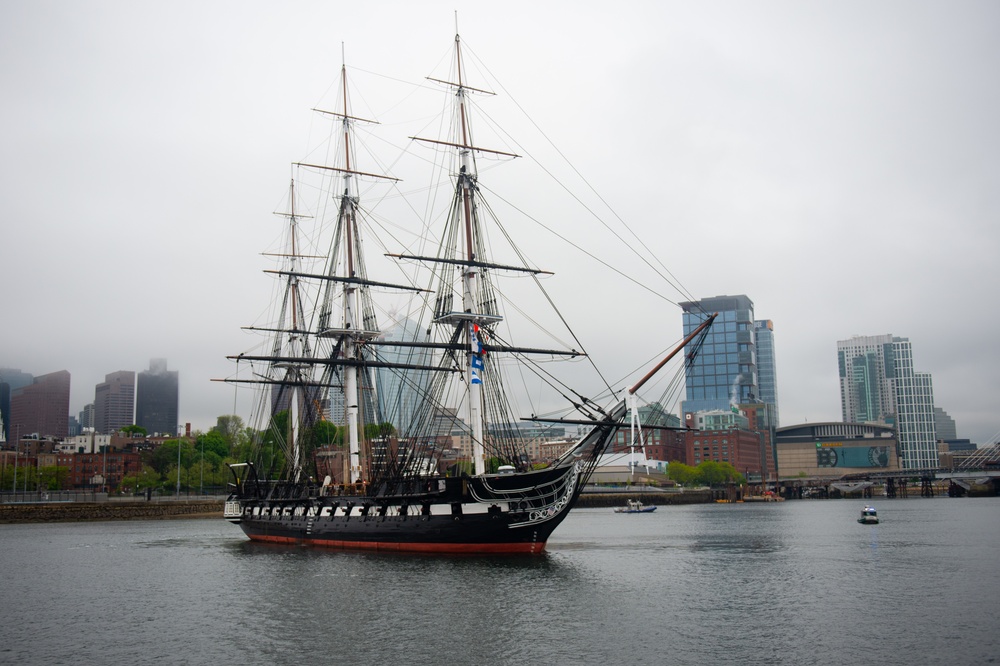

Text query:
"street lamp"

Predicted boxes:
[[12, 424, 20, 494], [176, 425, 182, 497]]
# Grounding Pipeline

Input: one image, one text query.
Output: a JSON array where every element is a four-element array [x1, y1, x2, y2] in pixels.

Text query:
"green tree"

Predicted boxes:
[[120, 424, 147, 437], [667, 461, 699, 486], [697, 460, 744, 486], [197, 430, 229, 458], [308, 420, 343, 449], [150, 438, 196, 476], [38, 465, 70, 490], [364, 422, 396, 439], [213, 415, 245, 453], [120, 464, 162, 492]]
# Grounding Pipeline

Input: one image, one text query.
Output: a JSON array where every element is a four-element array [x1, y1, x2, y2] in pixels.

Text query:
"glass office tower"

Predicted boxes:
[[680, 295, 758, 415]]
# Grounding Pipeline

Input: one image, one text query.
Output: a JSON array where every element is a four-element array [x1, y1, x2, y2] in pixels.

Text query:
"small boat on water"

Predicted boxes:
[[858, 505, 879, 524], [615, 499, 656, 514]]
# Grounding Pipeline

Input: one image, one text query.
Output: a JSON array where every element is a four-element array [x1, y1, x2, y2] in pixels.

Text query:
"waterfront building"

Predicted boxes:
[[738, 401, 778, 481], [641, 429, 688, 467], [685, 425, 763, 480], [837, 334, 937, 469], [610, 402, 686, 464], [62, 450, 142, 491], [679, 296, 778, 480], [136, 359, 179, 436], [680, 295, 758, 414], [680, 296, 778, 424], [775, 422, 900, 478], [94, 371, 135, 435], [8, 370, 71, 439]]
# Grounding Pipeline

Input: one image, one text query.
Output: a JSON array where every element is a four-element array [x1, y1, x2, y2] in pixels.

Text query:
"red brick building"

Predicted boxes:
[[610, 426, 688, 464], [64, 452, 142, 490], [686, 428, 764, 479]]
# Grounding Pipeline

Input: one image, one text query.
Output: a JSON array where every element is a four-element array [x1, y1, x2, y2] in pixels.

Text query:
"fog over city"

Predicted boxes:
[[2, 1, 997, 445]]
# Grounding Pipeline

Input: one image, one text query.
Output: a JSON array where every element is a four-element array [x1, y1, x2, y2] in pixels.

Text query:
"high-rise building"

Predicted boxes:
[[680, 295, 771, 414], [94, 371, 135, 435], [0, 368, 34, 441], [8, 370, 71, 439], [79, 403, 95, 431], [375, 317, 433, 437], [680, 296, 780, 481], [933, 407, 957, 441], [837, 334, 937, 469], [136, 359, 179, 436], [754, 320, 779, 426]]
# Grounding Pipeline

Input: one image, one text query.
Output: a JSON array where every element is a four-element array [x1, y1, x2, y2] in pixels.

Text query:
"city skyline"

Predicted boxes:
[[2, 2, 998, 445]]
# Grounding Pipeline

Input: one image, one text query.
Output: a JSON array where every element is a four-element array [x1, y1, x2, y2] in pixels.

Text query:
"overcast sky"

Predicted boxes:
[[2, 1, 997, 445]]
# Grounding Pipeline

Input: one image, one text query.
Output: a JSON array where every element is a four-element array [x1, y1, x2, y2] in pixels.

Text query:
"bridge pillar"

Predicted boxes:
[[920, 477, 934, 497]]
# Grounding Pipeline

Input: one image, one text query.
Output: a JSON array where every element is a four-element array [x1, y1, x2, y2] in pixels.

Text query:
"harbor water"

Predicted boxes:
[[1, 497, 997, 665]]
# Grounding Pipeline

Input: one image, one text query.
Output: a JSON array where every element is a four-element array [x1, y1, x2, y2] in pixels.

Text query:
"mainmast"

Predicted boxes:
[[453, 34, 488, 477], [413, 33, 519, 476], [305, 60, 397, 485], [336, 63, 363, 485]]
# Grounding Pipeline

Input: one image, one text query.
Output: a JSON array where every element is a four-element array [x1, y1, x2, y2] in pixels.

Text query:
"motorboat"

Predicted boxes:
[[858, 505, 879, 524], [614, 499, 657, 514]]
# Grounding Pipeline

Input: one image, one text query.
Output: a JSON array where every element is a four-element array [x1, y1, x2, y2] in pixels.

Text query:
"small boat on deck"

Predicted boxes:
[[614, 499, 656, 514], [858, 505, 879, 524]]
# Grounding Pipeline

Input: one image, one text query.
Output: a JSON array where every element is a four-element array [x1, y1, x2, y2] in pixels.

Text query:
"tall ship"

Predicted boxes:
[[222, 31, 714, 554]]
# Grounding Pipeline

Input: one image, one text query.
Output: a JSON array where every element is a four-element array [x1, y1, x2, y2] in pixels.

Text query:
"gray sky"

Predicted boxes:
[[2, 1, 998, 445]]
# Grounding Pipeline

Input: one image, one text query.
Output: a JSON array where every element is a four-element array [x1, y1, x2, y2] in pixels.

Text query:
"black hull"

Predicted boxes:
[[224, 462, 584, 555], [231, 509, 565, 554]]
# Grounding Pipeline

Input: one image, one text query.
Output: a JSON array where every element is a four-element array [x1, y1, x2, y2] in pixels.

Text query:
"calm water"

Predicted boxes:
[[1, 498, 998, 665]]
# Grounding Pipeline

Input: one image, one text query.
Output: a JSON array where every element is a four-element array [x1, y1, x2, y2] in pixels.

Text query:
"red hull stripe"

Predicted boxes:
[[247, 533, 546, 555]]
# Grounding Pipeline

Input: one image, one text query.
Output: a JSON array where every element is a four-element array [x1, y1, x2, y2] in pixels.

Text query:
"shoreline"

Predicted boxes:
[[0, 499, 225, 524]]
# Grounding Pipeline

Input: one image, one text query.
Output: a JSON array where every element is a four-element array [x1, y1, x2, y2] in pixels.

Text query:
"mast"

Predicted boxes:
[[410, 33, 518, 477], [305, 58, 396, 486], [452, 33, 488, 477], [338, 62, 363, 484], [273, 178, 310, 483]]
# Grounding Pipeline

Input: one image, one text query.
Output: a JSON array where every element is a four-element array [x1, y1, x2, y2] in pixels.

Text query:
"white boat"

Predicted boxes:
[[614, 499, 656, 514], [858, 505, 879, 524]]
